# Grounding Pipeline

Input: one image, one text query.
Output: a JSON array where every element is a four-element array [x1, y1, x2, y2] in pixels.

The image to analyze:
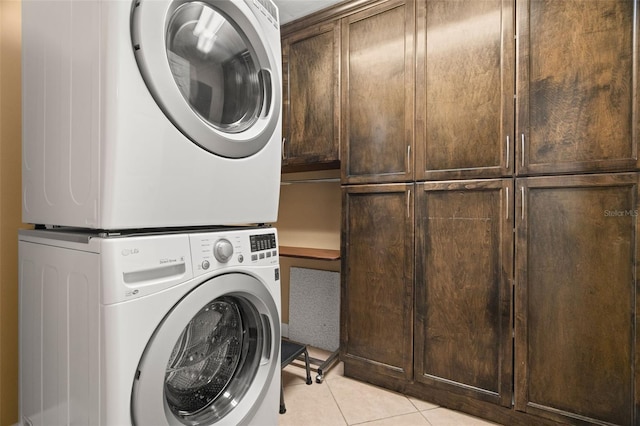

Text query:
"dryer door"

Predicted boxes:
[[131, 0, 281, 158], [131, 273, 280, 425]]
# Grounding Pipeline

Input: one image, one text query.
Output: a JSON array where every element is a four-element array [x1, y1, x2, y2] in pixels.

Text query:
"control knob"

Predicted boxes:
[[214, 239, 234, 263]]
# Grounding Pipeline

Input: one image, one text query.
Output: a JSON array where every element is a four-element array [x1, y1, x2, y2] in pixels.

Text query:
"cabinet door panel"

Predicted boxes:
[[341, 184, 414, 379], [517, 0, 639, 175], [515, 173, 639, 425], [416, 0, 514, 180], [415, 179, 513, 407], [282, 22, 340, 171], [342, 0, 415, 183]]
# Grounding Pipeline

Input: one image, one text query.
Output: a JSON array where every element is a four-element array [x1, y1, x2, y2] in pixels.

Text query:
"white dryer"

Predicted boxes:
[[19, 226, 281, 425], [21, 0, 282, 229]]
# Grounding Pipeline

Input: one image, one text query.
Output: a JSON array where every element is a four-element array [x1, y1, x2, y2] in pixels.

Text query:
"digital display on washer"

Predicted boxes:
[[250, 233, 276, 252]]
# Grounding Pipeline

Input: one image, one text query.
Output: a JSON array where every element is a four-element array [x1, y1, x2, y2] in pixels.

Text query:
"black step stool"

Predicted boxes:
[[280, 339, 312, 414]]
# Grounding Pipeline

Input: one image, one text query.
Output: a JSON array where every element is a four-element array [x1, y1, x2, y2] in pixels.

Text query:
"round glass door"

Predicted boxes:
[[131, 0, 281, 158], [131, 272, 280, 426], [166, 3, 264, 134], [164, 296, 262, 424]]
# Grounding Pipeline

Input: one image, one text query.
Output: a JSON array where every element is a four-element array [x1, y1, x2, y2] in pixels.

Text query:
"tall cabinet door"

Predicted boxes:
[[416, 0, 514, 180], [341, 0, 415, 184], [517, 0, 639, 175], [515, 173, 639, 425], [282, 21, 340, 170], [414, 179, 513, 407], [341, 184, 414, 381]]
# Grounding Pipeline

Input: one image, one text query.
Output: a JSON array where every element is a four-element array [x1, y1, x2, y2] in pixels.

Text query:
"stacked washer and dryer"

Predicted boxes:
[[19, 1, 283, 425]]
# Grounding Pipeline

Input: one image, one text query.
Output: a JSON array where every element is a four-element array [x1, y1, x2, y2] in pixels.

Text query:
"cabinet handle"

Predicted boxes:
[[282, 137, 286, 160], [407, 145, 411, 174], [407, 189, 411, 218], [506, 136, 510, 170], [521, 133, 525, 169], [521, 186, 525, 220], [506, 186, 509, 220]]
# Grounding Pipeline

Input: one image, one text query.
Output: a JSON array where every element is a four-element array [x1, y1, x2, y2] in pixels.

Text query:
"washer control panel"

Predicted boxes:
[[249, 233, 278, 262], [190, 228, 278, 276]]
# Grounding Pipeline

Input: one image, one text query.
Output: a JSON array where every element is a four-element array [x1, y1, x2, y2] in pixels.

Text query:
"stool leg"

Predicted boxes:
[[280, 381, 286, 414], [303, 349, 313, 385]]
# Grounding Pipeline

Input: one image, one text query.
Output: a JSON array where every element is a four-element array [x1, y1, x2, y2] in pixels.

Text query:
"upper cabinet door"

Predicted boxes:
[[341, 0, 415, 184], [282, 21, 341, 171], [517, 0, 639, 175], [416, 0, 515, 181]]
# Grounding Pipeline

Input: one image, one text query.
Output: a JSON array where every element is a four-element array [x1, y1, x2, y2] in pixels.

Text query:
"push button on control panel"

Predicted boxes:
[[202, 260, 210, 270]]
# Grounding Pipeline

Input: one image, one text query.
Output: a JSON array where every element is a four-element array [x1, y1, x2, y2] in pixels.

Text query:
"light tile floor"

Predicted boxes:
[[279, 347, 501, 426]]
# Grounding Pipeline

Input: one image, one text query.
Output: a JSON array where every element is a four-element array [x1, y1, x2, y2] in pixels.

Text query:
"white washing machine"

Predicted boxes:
[[19, 226, 281, 425], [21, 0, 282, 229]]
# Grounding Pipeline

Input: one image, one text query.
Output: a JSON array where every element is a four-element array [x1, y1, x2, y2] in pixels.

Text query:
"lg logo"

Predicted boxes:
[[121, 248, 140, 256]]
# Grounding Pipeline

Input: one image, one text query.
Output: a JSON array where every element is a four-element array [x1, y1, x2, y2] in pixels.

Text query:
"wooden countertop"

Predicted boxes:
[[279, 246, 340, 260]]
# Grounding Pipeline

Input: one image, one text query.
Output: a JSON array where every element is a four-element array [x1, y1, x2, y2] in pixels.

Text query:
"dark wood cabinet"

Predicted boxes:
[[341, 183, 414, 380], [341, 0, 415, 184], [287, 0, 640, 424], [416, 0, 515, 180], [516, 0, 639, 175], [415, 179, 513, 407], [515, 173, 639, 425], [282, 22, 341, 172]]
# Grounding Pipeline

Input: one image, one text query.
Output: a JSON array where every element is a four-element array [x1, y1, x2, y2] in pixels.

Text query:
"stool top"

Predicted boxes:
[[281, 340, 308, 366]]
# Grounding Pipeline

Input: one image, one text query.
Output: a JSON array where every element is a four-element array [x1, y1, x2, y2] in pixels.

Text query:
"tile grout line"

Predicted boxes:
[[285, 352, 500, 426], [417, 409, 436, 426], [325, 375, 424, 426], [323, 375, 351, 425]]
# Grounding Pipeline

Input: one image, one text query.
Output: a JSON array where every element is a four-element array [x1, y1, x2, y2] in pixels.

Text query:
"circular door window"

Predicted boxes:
[[131, 273, 280, 426], [131, 0, 281, 158], [166, 3, 263, 134], [165, 296, 261, 423]]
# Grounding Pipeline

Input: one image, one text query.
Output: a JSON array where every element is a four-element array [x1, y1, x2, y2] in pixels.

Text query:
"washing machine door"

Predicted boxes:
[[131, 0, 281, 158], [131, 273, 280, 425]]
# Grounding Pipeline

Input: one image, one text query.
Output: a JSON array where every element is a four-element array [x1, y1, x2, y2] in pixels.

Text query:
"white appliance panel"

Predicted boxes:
[[21, 0, 282, 229], [19, 242, 101, 425], [19, 227, 281, 425]]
